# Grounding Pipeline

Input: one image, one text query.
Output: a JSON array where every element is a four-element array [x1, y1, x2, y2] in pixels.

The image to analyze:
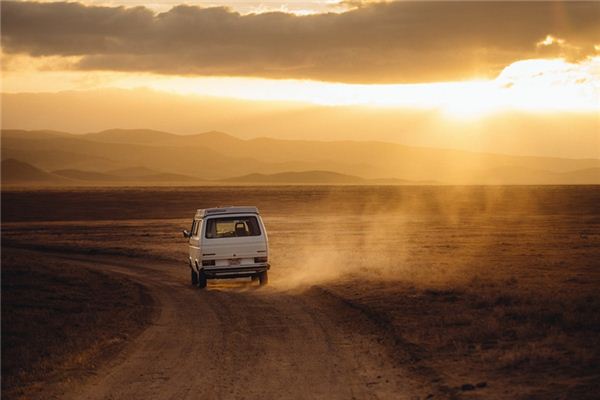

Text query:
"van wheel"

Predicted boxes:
[[258, 271, 268, 286], [198, 270, 207, 289]]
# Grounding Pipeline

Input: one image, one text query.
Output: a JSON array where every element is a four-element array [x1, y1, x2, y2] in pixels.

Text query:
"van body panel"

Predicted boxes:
[[186, 207, 269, 282]]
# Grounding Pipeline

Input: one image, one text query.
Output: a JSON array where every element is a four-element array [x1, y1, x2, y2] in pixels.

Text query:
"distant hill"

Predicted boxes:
[[223, 171, 441, 185], [3, 89, 598, 161], [137, 172, 198, 182], [52, 169, 119, 182], [223, 171, 366, 184], [107, 166, 160, 177], [1, 158, 201, 186], [557, 168, 600, 184], [83, 129, 177, 145], [1, 159, 66, 184], [2, 129, 599, 185], [369, 178, 439, 185], [52, 168, 198, 183]]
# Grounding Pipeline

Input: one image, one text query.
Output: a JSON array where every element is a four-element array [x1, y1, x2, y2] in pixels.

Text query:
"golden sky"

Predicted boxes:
[[1, 1, 599, 157]]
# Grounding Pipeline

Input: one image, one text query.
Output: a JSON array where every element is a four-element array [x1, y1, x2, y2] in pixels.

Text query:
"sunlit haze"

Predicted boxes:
[[4, 56, 598, 118], [19, 0, 349, 14], [1, 0, 599, 159]]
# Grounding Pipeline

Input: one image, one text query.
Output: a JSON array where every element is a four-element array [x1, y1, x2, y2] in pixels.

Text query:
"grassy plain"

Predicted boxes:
[[2, 185, 599, 398], [1, 251, 154, 399]]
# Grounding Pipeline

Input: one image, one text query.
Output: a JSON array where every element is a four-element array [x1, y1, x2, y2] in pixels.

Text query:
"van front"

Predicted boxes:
[[198, 213, 269, 279]]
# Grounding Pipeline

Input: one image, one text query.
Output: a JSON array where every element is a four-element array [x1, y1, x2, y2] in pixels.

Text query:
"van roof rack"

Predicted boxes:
[[195, 206, 259, 218]]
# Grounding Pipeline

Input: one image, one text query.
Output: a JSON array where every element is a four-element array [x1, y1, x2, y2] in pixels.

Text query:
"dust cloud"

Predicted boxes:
[[3, 185, 594, 292], [269, 186, 545, 290]]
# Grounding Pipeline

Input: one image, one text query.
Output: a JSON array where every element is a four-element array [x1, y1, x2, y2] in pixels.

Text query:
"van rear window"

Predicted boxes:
[[205, 216, 261, 238]]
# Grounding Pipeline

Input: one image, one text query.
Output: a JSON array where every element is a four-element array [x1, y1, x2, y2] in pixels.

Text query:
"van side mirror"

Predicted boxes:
[[183, 230, 190, 238]]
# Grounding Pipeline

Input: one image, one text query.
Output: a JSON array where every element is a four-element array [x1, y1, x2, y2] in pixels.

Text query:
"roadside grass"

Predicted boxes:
[[1, 250, 154, 400], [329, 277, 600, 399]]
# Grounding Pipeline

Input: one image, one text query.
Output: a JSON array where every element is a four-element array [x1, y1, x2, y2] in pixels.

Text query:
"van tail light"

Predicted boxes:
[[202, 259, 215, 266], [254, 256, 268, 263]]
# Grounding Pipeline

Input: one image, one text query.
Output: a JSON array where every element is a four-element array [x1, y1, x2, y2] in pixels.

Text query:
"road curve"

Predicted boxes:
[[52, 255, 419, 400]]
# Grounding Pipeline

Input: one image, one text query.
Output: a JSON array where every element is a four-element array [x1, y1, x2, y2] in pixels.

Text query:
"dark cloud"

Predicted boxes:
[[2, 1, 599, 83]]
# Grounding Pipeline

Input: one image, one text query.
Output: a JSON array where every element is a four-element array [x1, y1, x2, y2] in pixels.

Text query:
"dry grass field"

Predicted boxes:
[[2, 185, 599, 399], [1, 251, 154, 399]]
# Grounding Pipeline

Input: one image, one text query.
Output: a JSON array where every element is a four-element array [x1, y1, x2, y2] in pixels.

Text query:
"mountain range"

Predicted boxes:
[[2, 129, 599, 185]]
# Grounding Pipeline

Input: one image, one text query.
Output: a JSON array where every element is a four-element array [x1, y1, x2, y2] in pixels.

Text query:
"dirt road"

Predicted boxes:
[[51, 254, 420, 400]]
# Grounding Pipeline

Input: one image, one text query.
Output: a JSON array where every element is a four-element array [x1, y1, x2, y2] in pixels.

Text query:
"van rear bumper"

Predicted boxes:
[[202, 263, 270, 279]]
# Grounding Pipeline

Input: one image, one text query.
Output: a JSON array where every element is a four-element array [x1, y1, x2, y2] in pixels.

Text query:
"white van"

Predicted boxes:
[[183, 206, 269, 288]]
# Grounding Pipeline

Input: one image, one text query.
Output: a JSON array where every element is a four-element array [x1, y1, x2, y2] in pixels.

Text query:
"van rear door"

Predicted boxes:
[[201, 215, 267, 267]]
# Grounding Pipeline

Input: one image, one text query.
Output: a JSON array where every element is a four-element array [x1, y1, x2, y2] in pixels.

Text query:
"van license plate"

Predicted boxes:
[[229, 259, 241, 266]]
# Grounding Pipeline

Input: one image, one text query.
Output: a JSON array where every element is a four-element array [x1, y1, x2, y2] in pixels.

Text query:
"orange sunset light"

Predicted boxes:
[[1, 0, 599, 155], [2, 4, 600, 399]]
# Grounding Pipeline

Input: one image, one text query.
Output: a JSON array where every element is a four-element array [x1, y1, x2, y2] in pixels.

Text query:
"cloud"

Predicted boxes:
[[535, 34, 589, 62], [2, 1, 600, 83]]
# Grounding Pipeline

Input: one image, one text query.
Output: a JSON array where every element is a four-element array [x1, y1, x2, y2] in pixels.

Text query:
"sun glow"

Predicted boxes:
[[28, 0, 349, 14], [537, 34, 566, 47], [116, 57, 600, 118], [3, 56, 599, 119]]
